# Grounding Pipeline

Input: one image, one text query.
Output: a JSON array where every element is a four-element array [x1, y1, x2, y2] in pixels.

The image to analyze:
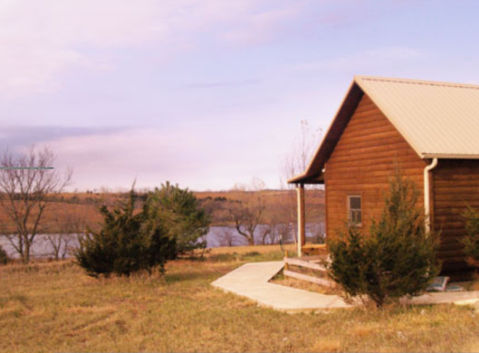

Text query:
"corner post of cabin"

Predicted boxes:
[[296, 183, 306, 257]]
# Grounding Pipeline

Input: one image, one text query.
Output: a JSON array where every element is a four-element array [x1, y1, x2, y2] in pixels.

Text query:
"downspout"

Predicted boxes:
[[424, 158, 438, 233]]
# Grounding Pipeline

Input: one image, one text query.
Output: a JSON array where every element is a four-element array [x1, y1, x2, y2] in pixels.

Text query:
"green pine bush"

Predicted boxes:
[[328, 170, 440, 307], [75, 190, 176, 278], [0, 245, 9, 265], [462, 206, 479, 269], [146, 182, 210, 255]]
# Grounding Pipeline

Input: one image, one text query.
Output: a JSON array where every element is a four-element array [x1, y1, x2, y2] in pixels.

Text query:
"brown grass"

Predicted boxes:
[[205, 244, 295, 255], [1, 246, 479, 352]]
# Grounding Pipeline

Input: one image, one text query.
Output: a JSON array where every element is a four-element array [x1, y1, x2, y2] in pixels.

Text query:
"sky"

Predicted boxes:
[[1, 0, 479, 191]]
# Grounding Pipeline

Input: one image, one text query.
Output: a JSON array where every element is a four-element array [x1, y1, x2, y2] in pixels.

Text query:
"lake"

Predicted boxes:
[[0, 223, 325, 259]]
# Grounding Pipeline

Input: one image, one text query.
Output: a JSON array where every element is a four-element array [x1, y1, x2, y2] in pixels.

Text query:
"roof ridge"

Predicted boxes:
[[356, 75, 479, 91]]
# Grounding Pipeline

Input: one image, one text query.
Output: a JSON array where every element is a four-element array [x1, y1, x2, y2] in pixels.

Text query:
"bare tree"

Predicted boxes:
[[281, 119, 322, 188], [260, 202, 292, 245], [309, 222, 325, 244], [0, 146, 72, 263], [227, 178, 267, 246], [280, 120, 323, 244], [216, 227, 238, 247], [45, 212, 85, 260]]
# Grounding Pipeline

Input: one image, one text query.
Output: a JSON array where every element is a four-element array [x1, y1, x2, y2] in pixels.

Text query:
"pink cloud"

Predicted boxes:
[[37, 123, 293, 191], [0, 0, 310, 97]]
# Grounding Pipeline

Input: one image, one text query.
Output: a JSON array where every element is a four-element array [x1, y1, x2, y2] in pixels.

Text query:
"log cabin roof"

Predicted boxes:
[[289, 76, 479, 184]]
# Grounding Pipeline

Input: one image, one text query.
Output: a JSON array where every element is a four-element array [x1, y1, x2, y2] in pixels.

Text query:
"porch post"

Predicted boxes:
[[296, 183, 306, 257]]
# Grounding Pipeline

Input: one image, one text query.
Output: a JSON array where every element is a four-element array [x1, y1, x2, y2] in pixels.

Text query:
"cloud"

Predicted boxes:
[[294, 46, 425, 72], [218, 5, 302, 45], [0, 0, 310, 97], [0, 0, 175, 97], [0, 125, 130, 153], [44, 127, 201, 189], [182, 78, 262, 89], [16, 125, 285, 191]]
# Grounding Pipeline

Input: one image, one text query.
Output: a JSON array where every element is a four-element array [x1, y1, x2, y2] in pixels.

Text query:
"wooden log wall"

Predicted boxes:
[[433, 159, 479, 272], [325, 94, 427, 238]]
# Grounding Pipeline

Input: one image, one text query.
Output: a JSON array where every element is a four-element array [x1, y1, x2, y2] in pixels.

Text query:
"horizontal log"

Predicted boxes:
[[434, 223, 467, 230], [347, 106, 382, 118], [434, 184, 479, 191], [435, 193, 479, 201], [333, 135, 405, 150], [435, 166, 479, 175], [326, 183, 421, 191], [438, 230, 467, 236], [434, 180, 479, 187], [330, 143, 417, 159], [341, 123, 397, 138], [283, 269, 336, 288], [326, 175, 423, 185], [329, 155, 424, 167], [333, 132, 404, 147], [284, 257, 327, 272], [435, 207, 472, 215], [328, 164, 424, 177], [329, 148, 422, 164], [435, 201, 479, 208], [327, 169, 424, 178], [345, 114, 385, 128]]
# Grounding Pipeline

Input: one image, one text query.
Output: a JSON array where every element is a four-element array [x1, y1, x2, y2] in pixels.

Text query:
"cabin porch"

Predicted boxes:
[[283, 183, 336, 286], [293, 183, 326, 257]]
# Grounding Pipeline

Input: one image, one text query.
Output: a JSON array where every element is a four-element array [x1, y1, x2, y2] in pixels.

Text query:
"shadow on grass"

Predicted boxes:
[[165, 262, 235, 284], [165, 270, 219, 284], [207, 251, 284, 263]]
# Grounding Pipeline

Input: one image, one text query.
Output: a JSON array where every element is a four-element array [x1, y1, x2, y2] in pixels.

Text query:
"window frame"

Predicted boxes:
[[347, 194, 362, 227]]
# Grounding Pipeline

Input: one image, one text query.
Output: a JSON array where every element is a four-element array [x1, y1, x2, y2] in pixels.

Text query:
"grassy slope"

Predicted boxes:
[[1, 246, 479, 352]]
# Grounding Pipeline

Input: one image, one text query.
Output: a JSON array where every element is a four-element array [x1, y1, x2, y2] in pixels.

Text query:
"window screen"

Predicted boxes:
[[348, 195, 362, 225]]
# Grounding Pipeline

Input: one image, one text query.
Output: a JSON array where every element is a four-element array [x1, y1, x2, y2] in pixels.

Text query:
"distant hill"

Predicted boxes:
[[0, 189, 325, 233]]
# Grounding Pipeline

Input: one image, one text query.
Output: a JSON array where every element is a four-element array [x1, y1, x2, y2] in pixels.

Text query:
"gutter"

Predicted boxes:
[[424, 158, 438, 233]]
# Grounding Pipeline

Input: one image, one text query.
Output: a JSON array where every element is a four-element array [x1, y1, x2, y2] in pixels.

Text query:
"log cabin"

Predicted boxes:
[[289, 76, 479, 277]]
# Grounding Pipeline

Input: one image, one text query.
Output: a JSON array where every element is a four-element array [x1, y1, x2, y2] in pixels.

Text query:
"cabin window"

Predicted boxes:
[[348, 195, 362, 225]]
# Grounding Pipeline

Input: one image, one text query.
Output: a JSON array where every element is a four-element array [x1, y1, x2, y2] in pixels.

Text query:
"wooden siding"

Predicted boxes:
[[325, 94, 426, 239], [433, 159, 479, 272]]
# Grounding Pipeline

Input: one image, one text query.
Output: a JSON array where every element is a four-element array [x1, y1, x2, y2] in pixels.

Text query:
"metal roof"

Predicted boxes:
[[289, 76, 479, 184]]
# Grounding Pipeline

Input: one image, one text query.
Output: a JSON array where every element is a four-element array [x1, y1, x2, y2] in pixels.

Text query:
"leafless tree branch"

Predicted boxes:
[[0, 146, 72, 263]]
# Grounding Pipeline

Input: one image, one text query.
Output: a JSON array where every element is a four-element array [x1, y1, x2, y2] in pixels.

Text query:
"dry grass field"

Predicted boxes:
[[2, 246, 479, 352]]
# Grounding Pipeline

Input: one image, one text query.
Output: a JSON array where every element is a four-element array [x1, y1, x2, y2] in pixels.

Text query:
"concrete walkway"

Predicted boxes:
[[211, 261, 479, 313], [212, 261, 351, 312]]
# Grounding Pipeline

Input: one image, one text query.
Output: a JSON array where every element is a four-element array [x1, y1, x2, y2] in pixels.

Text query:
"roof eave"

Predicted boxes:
[[288, 172, 324, 185], [422, 153, 479, 159]]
